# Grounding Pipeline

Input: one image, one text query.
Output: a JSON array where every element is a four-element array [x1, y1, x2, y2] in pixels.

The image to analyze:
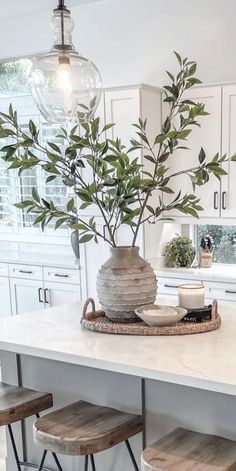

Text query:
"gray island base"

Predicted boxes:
[[0, 300, 236, 471]]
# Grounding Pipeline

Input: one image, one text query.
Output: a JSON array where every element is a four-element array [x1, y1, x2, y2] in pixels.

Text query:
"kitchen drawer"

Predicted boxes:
[[9, 263, 43, 281], [158, 277, 200, 296], [43, 266, 80, 285], [205, 281, 236, 302], [0, 263, 9, 277]]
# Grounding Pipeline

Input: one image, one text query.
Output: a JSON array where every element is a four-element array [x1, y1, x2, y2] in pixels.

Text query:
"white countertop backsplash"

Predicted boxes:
[[0, 244, 80, 269]]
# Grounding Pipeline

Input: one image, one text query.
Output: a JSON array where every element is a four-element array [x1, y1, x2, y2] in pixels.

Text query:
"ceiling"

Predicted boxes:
[[0, 0, 100, 20]]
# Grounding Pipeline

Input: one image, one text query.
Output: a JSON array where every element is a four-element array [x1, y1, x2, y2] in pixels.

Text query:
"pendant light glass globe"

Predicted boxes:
[[30, 2, 102, 124]]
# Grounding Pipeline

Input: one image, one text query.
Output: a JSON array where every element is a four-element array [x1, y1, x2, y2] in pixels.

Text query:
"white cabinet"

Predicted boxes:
[[221, 84, 236, 218], [157, 273, 236, 304], [10, 278, 44, 315], [45, 282, 81, 307], [0, 276, 11, 317], [9, 263, 81, 315], [164, 86, 222, 218]]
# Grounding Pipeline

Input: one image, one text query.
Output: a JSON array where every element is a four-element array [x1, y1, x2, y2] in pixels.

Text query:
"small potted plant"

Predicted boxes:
[[200, 234, 214, 268], [164, 236, 196, 268]]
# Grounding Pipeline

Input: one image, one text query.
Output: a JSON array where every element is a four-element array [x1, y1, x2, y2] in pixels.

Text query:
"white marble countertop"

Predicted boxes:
[[156, 266, 236, 283], [0, 300, 236, 395], [0, 250, 80, 269]]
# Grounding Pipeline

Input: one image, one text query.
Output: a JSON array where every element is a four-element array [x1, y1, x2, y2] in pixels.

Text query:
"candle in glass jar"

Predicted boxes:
[[178, 284, 205, 310]]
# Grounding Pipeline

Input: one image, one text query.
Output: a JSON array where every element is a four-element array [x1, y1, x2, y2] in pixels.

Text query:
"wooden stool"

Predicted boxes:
[[0, 382, 56, 471], [34, 400, 144, 471], [141, 428, 236, 471]]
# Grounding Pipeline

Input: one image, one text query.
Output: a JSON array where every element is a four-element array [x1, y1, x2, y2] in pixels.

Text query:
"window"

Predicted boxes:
[[0, 58, 70, 239], [197, 225, 236, 264]]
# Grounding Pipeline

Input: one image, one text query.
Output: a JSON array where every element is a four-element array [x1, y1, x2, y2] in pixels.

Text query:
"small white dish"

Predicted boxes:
[[135, 304, 188, 327]]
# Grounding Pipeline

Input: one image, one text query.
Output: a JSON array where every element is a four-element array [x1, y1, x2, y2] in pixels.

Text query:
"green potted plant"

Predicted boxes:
[[0, 52, 235, 322], [164, 236, 196, 268]]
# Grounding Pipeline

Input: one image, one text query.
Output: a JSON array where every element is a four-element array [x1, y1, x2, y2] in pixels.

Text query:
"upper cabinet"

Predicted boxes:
[[163, 86, 222, 218], [221, 84, 236, 218]]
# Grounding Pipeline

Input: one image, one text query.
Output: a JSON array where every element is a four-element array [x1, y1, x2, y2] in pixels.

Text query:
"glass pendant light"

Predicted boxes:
[[30, 0, 102, 124]]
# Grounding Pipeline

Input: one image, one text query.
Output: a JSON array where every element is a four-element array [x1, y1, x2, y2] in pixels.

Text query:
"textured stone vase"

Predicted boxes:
[[97, 246, 157, 323]]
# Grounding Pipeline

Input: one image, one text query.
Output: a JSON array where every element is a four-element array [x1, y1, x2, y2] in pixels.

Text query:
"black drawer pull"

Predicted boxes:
[[222, 191, 227, 210], [19, 270, 33, 274], [54, 273, 69, 278], [38, 288, 43, 303], [213, 191, 218, 210], [225, 290, 236, 294], [164, 284, 179, 289], [44, 288, 50, 304]]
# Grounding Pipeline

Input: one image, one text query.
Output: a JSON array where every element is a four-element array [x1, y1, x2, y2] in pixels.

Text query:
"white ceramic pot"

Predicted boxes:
[[97, 246, 157, 323]]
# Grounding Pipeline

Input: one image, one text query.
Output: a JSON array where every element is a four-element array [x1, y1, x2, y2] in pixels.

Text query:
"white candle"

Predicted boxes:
[[178, 284, 205, 310]]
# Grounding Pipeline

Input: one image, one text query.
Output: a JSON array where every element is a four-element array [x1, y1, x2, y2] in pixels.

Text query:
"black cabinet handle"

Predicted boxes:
[[19, 269, 33, 274], [164, 284, 179, 289], [213, 191, 218, 210], [222, 191, 227, 210], [54, 273, 69, 278], [44, 288, 50, 304], [225, 290, 236, 294], [38, 288, 43, 303]]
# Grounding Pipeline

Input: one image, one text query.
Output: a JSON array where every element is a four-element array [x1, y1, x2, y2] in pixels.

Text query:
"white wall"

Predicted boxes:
[[1, 0, 236, 88]]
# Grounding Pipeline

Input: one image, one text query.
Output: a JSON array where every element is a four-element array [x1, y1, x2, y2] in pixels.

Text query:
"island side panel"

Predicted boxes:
[[145, 379, 236, 444]]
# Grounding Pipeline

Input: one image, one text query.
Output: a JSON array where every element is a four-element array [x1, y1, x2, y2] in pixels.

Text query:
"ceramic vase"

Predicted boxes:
[[71, 230, 80, 259], [97, 246, 157, 323]]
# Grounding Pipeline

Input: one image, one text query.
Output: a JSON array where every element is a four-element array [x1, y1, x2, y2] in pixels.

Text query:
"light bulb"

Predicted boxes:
[[57, 56, 72, 94]]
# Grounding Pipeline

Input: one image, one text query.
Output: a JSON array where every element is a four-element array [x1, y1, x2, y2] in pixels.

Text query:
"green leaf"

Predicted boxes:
[[55, 217, 68, 229], [188, 63, 197, 76], [48, 142, 61, 154], [14, 200, 34, 209], [102, 123, 115, 133], [178, 129, 192, 139], [79, 234, 94, 243], [198, 147, 206, 164], [144, 154, 155, 164], [67, 198, 74, 212], [174, 51, 182, 66], [32, 187, 40, 203]]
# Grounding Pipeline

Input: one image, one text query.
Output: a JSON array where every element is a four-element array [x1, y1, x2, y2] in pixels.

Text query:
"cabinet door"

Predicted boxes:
[[10, 278, 44, 315], [104, 88, 140, 147], [0, 277, 11, 317], [221, 85, 236, 217], [164, 86, 222, 218], [44, 282, 81, 307]]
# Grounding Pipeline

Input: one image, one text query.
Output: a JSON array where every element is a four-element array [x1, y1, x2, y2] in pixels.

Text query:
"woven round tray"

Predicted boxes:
[[81, 298, 221, 336]]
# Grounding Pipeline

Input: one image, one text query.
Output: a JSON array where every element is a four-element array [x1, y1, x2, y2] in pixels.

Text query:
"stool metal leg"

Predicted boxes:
[[125, 440, 139, 471], [52, 452, 63, 471], [90, 454, 96, 471], [84, 455, 88, 471], [38, 450, 47, 471], [7, 424, 21, 471]]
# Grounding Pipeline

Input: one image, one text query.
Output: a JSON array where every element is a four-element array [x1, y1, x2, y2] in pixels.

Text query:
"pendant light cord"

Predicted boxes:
[[58, 0, 66, 9]]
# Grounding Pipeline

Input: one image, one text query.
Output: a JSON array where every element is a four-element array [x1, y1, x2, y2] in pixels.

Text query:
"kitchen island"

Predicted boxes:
[[0, 300, 236, 470]]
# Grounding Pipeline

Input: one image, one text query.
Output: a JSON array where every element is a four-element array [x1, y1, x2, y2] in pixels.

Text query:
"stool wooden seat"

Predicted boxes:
[[0, 382, 56, 471], [0, 382, 53, 426], [141, 428, 236, 471], [34, 400, 143, 471]]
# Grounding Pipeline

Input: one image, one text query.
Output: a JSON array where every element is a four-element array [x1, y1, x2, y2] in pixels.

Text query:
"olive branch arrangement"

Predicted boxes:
[[0, 52, 234, 247]]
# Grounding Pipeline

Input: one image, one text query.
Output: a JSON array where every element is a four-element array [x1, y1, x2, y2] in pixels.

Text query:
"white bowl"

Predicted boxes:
[[135, 304, 188, 327]]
